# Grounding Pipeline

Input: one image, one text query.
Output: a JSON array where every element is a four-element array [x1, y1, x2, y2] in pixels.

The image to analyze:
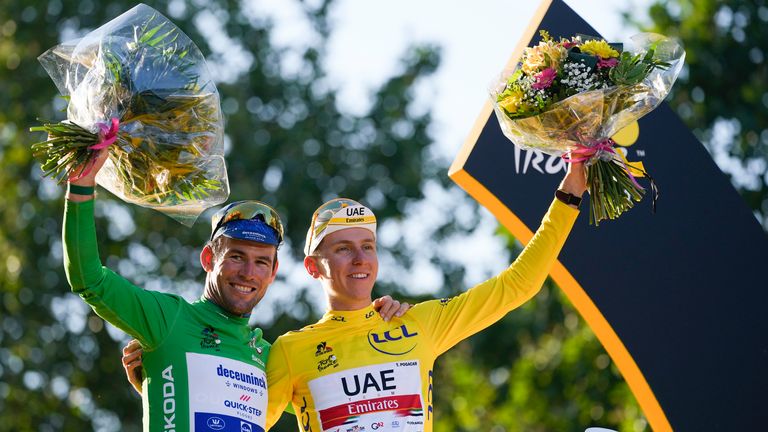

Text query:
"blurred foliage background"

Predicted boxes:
[[0, 0, 765, 430]]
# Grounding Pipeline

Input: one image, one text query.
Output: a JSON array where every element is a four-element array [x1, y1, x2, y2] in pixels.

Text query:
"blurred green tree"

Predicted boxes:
[[4, 0, 763, 431], [637, 0, 768, 228]]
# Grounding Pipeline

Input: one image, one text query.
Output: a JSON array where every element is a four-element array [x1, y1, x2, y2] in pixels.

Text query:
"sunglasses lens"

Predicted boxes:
[[313, 199, 358, 233], [212, 201, 284, 242]]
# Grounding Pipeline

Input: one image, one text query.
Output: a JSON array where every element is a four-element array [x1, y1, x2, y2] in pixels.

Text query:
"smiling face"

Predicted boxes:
[[202, 237, 278, 316], [305, 227, 378, 311]]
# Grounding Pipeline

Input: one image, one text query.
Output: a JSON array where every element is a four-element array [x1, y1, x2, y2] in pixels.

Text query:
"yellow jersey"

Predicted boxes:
[[266, 199, 578, 431]]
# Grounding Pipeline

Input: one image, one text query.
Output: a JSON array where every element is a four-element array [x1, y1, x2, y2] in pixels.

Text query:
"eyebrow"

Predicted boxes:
[[329, 237, 376, 246], [227, 247, 274, 261]]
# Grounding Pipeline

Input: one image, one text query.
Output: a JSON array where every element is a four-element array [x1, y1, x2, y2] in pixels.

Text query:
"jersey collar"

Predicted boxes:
[[199, 297, 251, 324], [321, 304, 378, 325]]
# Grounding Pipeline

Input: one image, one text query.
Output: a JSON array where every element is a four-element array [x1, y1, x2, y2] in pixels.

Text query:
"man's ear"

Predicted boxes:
[[304, 256, 320, 279], [200, 245, 215, 272]]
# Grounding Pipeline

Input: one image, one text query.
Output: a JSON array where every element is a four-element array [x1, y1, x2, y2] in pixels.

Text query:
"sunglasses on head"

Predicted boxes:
[[210, 201, 284, 243], [305, 198, 363, 253]]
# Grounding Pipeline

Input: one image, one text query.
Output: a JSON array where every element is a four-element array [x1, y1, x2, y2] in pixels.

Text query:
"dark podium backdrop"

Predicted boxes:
[[449, 0, 768, 430]]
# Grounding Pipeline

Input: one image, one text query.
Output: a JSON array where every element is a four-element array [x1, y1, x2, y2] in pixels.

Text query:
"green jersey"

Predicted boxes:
[[63, 200, 271, 432]]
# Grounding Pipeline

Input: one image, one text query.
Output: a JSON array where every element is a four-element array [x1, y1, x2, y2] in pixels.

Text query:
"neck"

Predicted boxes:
[[202, 285, 250, 318], [202, 282, 220, 308]]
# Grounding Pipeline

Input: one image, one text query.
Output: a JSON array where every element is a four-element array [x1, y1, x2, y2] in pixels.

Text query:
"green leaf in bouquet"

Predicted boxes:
[[148, 29, 178, 47], [138, 20, 167, 44], [610, 48, 672, 86], [128, 14, 199, 94], [609, 51, 645, 85]]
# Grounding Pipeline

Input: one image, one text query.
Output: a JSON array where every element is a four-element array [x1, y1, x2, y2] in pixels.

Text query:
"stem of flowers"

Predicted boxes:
[[586, 159, 645, 225]]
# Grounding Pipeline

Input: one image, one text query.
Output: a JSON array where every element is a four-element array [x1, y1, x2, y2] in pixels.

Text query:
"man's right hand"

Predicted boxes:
[[122, 339, 144, 395], [558, 161, 587, 207], [66, 148, 110, 202]]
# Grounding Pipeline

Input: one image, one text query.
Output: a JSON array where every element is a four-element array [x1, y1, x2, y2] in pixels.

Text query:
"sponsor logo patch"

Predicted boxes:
[[317, 354, 339, 372], [367, 325, 419, 356], [308, 361, 424, 431], [206, 416, 226, 430], [316, 341, 333, 357], [201, 326, 221, 351]]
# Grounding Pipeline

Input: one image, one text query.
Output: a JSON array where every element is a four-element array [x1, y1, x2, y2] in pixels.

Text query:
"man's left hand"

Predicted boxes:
[[373, 295, 411, 321]]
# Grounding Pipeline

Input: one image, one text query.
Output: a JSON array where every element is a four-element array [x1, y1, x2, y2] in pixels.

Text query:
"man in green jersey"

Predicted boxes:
[[64, 150, 404, 431], [64, 150, 279, 431]]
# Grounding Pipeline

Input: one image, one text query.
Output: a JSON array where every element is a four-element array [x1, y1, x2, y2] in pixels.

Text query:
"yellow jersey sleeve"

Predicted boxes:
[[409, 198, 578, 356]]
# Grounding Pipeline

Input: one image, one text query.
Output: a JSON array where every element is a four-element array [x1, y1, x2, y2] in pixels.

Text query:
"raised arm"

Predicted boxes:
[[63, 149, 110, 289], [62, 149, 180, 348], [410, 162, 586, 355]]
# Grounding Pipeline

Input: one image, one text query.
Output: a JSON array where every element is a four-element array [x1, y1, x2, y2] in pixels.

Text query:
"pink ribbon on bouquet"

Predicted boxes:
[[69, 118, 120, 181], [561, 138, 644, 191], [561, 137, 659, 213], [562, 138, 616, 163], [89, 117, 120, 150]]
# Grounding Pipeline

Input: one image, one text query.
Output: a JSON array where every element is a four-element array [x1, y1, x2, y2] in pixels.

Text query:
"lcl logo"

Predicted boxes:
[[367, 325, 419, 356]]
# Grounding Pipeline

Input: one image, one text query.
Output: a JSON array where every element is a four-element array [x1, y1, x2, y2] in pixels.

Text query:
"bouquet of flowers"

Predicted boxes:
[[491, 30, 685, 225], [30, 3, 228, 225]]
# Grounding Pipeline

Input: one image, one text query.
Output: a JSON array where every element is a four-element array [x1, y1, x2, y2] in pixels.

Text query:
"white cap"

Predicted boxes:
[[304, 198, 377, 256]]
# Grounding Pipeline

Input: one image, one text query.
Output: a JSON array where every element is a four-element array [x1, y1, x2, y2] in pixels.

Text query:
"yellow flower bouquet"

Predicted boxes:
[[30, 4, 228, 225], [491, 31, 685, 225]]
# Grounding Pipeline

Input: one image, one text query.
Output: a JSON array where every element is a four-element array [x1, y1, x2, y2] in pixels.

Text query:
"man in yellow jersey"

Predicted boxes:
[[264, 162, 586, 432]]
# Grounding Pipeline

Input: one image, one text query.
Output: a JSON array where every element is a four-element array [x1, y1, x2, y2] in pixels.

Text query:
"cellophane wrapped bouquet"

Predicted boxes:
[[491, 30, 685, 225], [30, 3, 228, 225]]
